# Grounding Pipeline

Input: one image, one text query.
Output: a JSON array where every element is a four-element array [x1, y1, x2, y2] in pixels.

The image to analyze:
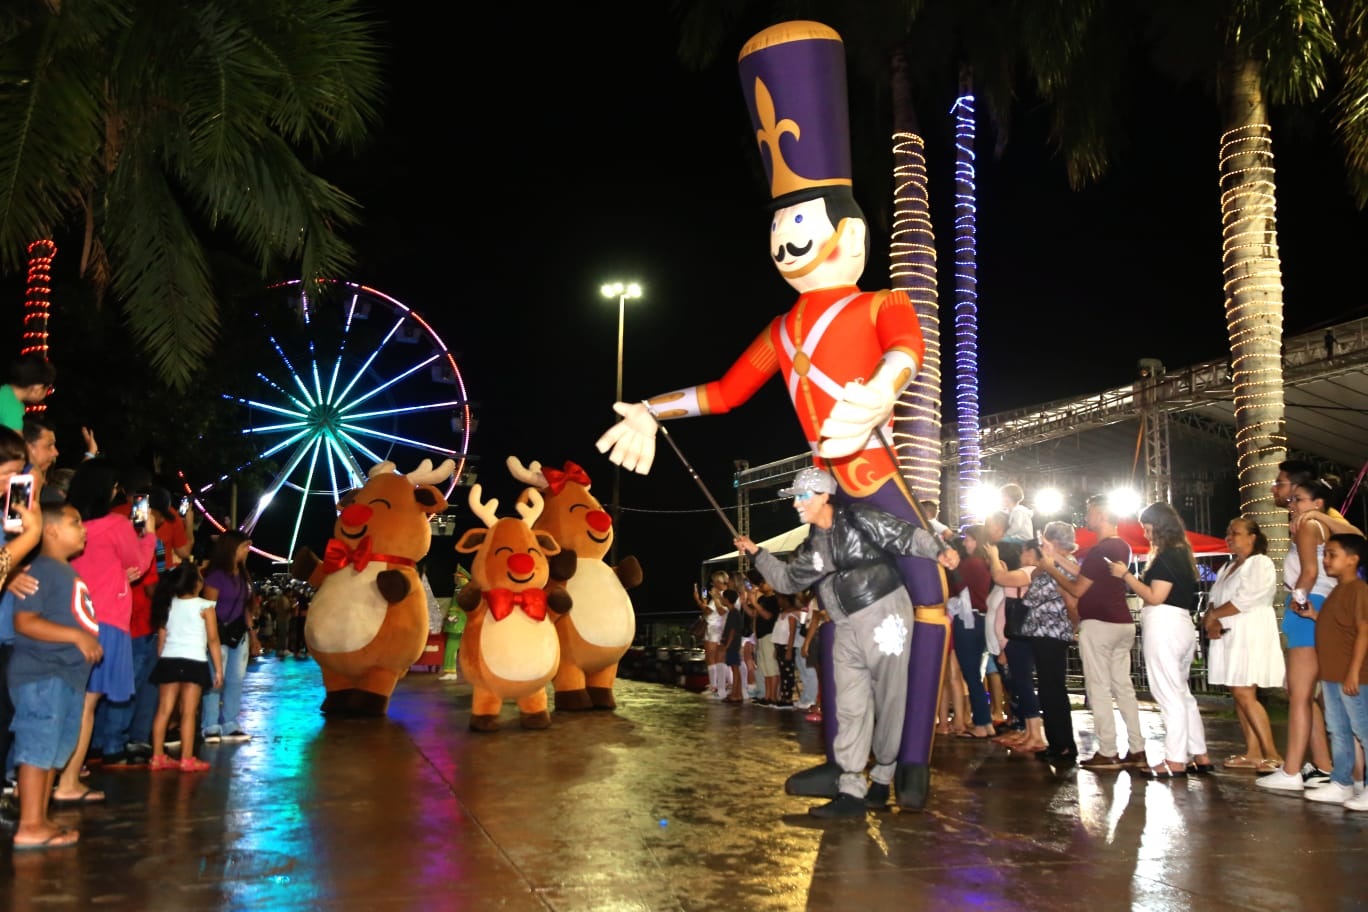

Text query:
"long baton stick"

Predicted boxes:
[[872, 424, 932, 529], [645, 402, 740, 539]]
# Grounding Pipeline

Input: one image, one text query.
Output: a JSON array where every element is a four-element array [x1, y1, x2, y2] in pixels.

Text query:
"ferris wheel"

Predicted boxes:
[[186, 280, 474, 563]]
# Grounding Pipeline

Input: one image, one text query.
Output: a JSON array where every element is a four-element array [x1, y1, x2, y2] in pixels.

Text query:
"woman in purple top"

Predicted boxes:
[[200, 531, 255, 742]]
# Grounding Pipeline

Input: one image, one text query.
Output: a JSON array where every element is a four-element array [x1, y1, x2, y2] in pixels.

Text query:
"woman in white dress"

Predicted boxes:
[[1202, 518, 1284, 772]]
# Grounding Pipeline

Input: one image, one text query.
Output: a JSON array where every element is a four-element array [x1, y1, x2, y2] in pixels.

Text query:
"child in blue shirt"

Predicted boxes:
[[8, 502, 100, 851]]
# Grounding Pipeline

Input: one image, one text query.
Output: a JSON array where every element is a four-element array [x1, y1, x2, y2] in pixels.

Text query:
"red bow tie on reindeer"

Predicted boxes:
[[322, 536, 416, 574], [485, 587, 550, 621]]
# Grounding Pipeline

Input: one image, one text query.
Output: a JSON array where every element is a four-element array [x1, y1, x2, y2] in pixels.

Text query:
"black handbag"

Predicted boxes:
[[218, 615, 249, 648], [1003, 596, 1030, 638]]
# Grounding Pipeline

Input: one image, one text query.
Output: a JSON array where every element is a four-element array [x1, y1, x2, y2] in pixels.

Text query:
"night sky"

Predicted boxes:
[[335, 2, 1368, 616], [12, 2, 1368, 618]]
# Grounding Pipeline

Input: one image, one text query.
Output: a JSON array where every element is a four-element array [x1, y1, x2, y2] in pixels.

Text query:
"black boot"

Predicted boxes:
[[785, 761, 841, 797], [894, 762, 930, 810], [808, 793, 866, 819], [865, 781, 890, 810]]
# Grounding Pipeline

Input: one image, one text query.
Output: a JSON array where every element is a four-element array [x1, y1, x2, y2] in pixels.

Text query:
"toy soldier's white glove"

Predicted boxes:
[[817, 352, 918, 459], [595, 401, 658, 474]]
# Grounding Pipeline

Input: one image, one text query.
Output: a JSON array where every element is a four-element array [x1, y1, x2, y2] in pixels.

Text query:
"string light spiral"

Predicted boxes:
[[889, 129, 943, 502], [1219, 119, 1287, 560], [951, 93, 982, 522], [22, 238, 57, 413]]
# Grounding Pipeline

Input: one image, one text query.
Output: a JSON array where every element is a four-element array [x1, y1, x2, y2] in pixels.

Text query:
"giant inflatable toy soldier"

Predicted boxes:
[[596, 21, 950, 808]]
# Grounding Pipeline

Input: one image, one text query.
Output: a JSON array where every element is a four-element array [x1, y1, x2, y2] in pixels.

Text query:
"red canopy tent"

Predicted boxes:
[[1073, 519, 1229, 558]]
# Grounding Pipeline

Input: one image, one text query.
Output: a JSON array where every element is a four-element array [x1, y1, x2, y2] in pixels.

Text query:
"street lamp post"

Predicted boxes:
[[600, 281, 642, 563]]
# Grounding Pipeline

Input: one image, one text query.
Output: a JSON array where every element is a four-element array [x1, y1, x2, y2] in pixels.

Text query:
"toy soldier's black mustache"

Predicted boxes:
[[774, 240, 813, 261]]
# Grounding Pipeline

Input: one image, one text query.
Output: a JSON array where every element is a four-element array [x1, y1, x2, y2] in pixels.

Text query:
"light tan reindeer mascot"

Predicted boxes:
[[454, 486, 569, 731]]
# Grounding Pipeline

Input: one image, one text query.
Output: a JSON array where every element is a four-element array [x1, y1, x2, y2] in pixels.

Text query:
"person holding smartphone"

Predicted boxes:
[[51, 460, 156, 804], [0, 426, 45, 827]]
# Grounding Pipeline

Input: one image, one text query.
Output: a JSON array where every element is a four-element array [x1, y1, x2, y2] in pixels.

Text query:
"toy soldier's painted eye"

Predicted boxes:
[[794, 214, 804, 224]]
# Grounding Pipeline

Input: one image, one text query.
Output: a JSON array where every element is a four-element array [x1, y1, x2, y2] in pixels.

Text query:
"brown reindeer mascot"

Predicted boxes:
[[296, 458, 453, 716], [507, 457, 641, 711]]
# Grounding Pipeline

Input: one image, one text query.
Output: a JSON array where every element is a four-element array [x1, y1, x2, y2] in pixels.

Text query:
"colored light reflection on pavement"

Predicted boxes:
[[3, 658, 1367, 910]]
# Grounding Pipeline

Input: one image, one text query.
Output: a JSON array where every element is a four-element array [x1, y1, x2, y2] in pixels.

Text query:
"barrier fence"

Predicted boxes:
[[635, 608, 1225, 698]]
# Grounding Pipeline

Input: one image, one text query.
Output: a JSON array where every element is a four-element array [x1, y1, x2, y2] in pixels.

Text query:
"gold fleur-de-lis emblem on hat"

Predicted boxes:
[[752, 78, 807, 199]]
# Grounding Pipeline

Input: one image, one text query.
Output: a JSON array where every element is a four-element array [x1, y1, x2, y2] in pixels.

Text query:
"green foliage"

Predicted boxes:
[[0, 0, 382, 389]]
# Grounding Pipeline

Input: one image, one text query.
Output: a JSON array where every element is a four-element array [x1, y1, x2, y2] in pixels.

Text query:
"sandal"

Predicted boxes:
[[1224, 755, 1260, 770], [1256, 758, 1284, 773], [148, 754, 178, 771], [1141, 761, 1188, 780]]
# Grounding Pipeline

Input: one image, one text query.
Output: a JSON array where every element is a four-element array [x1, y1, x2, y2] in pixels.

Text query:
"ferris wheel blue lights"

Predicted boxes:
[[195, 280, 473, 563]]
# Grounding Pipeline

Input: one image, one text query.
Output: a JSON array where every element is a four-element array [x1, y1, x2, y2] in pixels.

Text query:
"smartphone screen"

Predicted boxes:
[[131, 495, 150, 530], [5, 474, 34, 533], [178, 495, 191, 517]]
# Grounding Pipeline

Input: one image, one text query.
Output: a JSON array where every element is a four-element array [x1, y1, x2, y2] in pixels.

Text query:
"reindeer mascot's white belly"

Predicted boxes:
[[296, 459, 454, 717]]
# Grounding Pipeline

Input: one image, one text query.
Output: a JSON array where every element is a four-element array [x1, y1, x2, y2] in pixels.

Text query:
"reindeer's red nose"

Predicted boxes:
[[507, 553, 535, 576], [587, 510, 612, 532], [340, 503, 372, 527]]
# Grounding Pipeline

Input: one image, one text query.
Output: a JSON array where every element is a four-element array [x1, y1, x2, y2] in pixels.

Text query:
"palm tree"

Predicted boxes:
[[1026, 0, 1368, 560], [0, 0, 382, 388]]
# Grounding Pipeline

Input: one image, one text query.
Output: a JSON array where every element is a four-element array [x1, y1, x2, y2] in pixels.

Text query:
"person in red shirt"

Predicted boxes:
[[94, 485, 192, 763]]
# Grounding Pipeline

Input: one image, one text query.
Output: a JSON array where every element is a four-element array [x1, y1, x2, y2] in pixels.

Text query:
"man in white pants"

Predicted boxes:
[[1038, 495, 1146, 769], [735, 469, 958, 818]]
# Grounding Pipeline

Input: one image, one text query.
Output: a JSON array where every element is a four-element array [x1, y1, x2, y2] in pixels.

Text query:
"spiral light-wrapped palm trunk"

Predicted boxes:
[[1219, 56, 1288, 562], [889, 51, 943, 506]]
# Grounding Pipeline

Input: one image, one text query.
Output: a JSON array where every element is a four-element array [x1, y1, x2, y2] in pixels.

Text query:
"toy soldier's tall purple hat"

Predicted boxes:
[[737, 21, 852, 210]]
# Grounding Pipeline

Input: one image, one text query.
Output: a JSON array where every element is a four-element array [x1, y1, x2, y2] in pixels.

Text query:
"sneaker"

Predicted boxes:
[[164, 738, 182, 751], [1078, 753, 1122, 771], [220, 730, 251, 743], [102, 752, 147, 769], [809, 793, 867, 819], [179, 756, 210, 772], [1302, 764, 1333, 788], [865, 782, 890, 810], [202, 731, 222, 744], [1119, 754, 1149, 769], [125, 741, 152, 757], [1305, 782, 1356, 804], [1256, 768, 1305, 792], [1344, 790, 1368, 811], [804, 710, 822, 723]]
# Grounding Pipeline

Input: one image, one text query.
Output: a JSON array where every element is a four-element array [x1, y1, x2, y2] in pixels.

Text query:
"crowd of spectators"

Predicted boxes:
[[711, 466, 1368, 812], [0, 354, 310, 851]]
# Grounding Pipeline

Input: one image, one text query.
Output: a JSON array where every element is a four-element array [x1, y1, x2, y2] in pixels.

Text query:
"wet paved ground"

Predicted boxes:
[[3, 655, 1367, 911]]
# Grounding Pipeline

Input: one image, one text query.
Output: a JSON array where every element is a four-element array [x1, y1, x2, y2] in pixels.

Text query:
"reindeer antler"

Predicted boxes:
[[406, 458, 456, 486], [468, 484, 500, 528], [506, 455, 548, 489], [368, 461, 398, 478], [516, 488, 545, 525]]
